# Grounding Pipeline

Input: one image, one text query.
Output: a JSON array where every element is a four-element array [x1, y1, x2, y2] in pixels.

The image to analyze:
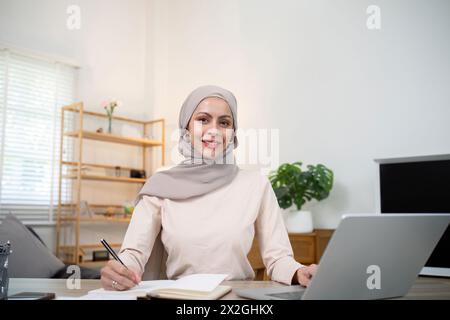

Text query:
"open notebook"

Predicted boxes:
[[88, 274, 231, 300]]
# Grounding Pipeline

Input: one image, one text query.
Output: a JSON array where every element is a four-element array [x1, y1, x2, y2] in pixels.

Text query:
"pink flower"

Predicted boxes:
[[101, 99, 121, 113]]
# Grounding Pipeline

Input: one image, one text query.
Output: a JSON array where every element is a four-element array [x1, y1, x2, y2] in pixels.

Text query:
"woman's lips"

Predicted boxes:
[[202, 140, 220, 149]]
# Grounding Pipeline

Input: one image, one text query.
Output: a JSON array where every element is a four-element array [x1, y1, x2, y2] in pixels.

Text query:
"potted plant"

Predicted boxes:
[[269, 162, 334, 233]]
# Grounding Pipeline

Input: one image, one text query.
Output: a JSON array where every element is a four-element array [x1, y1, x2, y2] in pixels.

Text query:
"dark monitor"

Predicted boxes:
[[377, 156, 450, 277]]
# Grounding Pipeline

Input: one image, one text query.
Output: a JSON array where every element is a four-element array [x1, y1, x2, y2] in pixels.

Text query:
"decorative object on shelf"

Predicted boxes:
[[102, 99, 122, 134], [123, 202, 134, 217], [92, 250, 110, 262], [96, 127, 103, 133], [0, 241, 12, 300], [80, 201, 94, 218], [130, 169, 146, 179], [269, 162, 334, 233], [104, 207, 116, 217]]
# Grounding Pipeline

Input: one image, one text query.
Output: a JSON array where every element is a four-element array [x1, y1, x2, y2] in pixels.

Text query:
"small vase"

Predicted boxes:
[[107, 117, 112, 134], [282, 208, 314, 233]]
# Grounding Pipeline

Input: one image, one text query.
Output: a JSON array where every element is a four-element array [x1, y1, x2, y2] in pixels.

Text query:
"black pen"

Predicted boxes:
[[100, 238, 127, 269]]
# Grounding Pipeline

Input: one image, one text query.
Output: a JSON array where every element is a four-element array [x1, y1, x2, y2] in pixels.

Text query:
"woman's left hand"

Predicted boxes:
[[295, 264, 318, 287]]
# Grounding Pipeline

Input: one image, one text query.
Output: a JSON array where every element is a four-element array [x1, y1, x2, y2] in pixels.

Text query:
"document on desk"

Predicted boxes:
[[87, 274, 230, 300], [56, 294, 137, 300]]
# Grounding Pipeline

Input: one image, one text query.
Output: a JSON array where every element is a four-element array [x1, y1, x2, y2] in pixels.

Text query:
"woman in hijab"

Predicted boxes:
[[100, 85, 317, 291]]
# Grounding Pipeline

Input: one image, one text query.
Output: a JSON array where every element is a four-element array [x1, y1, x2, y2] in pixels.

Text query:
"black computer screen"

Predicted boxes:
[[379, 159, 450, 268]]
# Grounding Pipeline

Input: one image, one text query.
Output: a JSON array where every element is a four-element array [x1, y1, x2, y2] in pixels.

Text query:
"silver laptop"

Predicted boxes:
[[236, 213, 450, 300]]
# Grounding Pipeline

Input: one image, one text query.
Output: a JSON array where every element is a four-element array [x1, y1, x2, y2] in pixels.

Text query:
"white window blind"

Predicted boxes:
[[0, 48, 77, 222]]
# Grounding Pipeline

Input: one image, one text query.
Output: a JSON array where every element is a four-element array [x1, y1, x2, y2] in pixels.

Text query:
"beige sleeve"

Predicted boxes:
[[255, 177, 304, 285], [118, 195, 162, 276]]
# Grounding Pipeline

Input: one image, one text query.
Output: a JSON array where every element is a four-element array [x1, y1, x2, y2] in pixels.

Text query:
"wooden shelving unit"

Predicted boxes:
[[56, 102, 165, 266], [64, 130, 163, 147], [59, 216, 132, 223], [62, 174, 146, 184]]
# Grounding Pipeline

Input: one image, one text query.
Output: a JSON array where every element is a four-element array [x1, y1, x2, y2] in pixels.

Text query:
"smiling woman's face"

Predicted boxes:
[[187, 97, 234, 160]]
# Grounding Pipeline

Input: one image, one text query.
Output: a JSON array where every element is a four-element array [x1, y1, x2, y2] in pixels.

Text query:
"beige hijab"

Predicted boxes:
[[136, 85, 240, 279]]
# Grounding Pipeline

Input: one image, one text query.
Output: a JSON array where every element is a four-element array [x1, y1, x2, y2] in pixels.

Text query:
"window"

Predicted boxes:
[[0, 48, 77, 222]]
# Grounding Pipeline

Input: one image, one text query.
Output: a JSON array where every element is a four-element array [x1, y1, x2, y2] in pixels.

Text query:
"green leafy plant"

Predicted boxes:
[[269, 162, 334, 211]]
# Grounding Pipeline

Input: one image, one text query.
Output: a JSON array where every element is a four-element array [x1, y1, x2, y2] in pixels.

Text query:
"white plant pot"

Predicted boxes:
[[282, 209, 314, 234]]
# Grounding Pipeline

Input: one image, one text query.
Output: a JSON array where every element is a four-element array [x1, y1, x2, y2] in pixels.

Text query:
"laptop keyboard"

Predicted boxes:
[[267, 291, 305, 300]]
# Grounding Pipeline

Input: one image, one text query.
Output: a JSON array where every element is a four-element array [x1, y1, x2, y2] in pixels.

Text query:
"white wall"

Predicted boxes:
[[0, 0, 151, 118], [147, 0, 450, 228], [0, 0, 152, 251]]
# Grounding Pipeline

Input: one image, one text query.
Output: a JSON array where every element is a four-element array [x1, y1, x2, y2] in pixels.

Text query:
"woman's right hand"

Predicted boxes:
[[100, 260, 141, 291]]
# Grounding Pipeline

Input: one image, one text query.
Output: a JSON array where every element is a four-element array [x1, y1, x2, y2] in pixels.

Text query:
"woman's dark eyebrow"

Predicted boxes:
[[194, 112, 232, 119], [194, 112, 212, 117]]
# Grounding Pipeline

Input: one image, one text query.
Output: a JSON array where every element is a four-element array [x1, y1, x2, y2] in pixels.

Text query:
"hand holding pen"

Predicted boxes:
[[100, 238, 141, 291]]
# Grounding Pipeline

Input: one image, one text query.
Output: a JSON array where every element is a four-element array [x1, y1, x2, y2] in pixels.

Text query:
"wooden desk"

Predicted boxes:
[[8, 276, 450, 300]]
